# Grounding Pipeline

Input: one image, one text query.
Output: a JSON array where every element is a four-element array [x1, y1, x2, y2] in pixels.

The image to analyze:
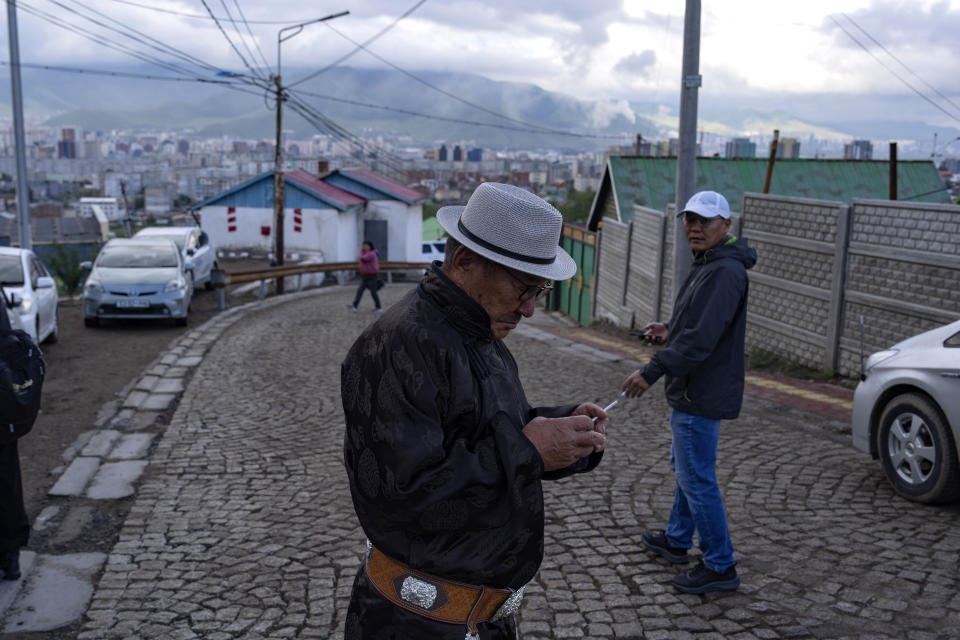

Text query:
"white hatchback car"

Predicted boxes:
[[852, 319, 960, 503], [0, 246, 59, 344], [421, 240, 446, 264], [133, 226, 216, 289]]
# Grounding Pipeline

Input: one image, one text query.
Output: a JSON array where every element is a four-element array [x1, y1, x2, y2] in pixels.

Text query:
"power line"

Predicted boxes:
[[19, 0, 207, 79], [287, 96, 407, 179], [290, 88, 632, 140], [200, 0, 265, 81], [840, 13, 960, 119], [230, 0, 272, 73], [287, 0, 427, 88], [102, 0, 306, 25], [214, 0, 269, 81], [312, 21, 580, 137], [901, 185, 951, 202], [0, 60, 235, 84], [830, 15, 960, 126], [50, 0, 224, 77]]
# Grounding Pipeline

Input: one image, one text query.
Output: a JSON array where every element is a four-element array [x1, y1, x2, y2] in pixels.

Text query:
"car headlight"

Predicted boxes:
[[164, 279, 185, 293], [84, 280, 104, 295], [865, 349, 898, 371], [18, 298, 33, 313]]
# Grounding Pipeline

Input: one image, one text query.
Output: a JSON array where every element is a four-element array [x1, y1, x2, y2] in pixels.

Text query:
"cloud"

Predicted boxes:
[[613, 50, 657, 78], [828, 0, 960, 49], [590, 99, 636, 128]]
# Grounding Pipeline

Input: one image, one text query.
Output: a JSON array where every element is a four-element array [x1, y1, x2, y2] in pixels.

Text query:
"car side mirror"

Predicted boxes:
[[37, 276, 56, 289], [80, 261, 92, 271]]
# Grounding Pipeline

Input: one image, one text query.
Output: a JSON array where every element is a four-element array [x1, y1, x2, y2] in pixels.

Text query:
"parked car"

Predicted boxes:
[[133, 225, 216, 289], [0, 246, 59, 344], [421, 240, 446, 264], [851, 319, 960, 503], [81, 238, 193, 327]]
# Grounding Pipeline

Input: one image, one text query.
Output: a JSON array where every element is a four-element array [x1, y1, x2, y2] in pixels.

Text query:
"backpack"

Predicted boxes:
[[0, 299, 45, 444]]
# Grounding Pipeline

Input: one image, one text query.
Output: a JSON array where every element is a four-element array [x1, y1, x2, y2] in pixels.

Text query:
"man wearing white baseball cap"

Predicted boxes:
[[622, 189, 757, 594], [342, 182, 610, 638]]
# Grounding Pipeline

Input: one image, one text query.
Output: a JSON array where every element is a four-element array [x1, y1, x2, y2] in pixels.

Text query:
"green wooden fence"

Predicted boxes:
[[549, 224, 596, 326]]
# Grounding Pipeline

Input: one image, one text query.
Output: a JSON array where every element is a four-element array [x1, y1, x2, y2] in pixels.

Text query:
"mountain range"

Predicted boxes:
[[1, 64, 957, 157]]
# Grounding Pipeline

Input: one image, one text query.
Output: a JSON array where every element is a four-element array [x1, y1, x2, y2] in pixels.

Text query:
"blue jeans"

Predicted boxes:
[[665, 409, 735, 572]]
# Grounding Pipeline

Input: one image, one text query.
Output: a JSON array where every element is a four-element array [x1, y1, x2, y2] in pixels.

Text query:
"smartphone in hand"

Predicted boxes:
[[629, 332, 664, 345]]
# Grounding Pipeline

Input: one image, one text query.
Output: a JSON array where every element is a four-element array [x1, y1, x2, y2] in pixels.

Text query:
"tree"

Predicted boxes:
[[45, 242, 91, 296], [557, 187, 596, 224]]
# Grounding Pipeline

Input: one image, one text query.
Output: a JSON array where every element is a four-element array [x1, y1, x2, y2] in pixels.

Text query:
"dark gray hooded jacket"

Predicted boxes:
[[640, 235, 757, 420]]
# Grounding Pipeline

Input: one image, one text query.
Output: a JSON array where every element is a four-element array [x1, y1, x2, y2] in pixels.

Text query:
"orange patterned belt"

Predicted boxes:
[[364, 544, 525, 636]]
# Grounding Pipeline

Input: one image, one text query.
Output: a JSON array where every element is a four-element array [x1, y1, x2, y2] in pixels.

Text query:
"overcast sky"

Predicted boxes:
[[5, 0, 960, 129]]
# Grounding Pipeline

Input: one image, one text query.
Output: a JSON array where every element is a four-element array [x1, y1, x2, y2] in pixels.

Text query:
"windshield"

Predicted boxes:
[[0, 255, 24, 285], [98, 246, 178, 268], [141, 233, 185, 249]]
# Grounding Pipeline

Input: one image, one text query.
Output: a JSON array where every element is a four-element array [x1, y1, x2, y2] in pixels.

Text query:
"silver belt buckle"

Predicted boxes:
[[490, 585, 525, 622]]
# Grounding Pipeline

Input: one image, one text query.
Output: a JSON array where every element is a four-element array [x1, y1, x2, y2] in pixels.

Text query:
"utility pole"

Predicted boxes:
[[673, 0, 701, 300], [120, 180, 132, 237], [273, 74, 285, 293], [274, 10, 348, 295], [7, 0, 31, 249]]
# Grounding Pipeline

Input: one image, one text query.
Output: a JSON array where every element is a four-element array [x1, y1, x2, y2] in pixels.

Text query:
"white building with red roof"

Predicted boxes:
[[190, 167, 424, 263]]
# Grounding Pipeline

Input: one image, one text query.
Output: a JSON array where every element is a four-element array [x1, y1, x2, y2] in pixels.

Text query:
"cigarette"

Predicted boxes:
[[592, 399, 619, 422]]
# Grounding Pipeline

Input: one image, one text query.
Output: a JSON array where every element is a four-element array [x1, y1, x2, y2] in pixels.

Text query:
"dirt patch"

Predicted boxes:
[[17, 288, 222, 525]]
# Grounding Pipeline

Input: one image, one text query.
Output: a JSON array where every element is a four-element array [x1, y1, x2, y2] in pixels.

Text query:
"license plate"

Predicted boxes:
[[117, 299, 149, 308]]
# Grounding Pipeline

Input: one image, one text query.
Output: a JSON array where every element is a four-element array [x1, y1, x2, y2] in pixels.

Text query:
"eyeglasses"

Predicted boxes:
[[497, 263, 553, 302], [683, 212, 724, 227]]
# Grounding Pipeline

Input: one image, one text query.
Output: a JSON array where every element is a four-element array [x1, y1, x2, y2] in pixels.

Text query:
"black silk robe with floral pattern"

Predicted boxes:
[[341, 265, 602, 594]]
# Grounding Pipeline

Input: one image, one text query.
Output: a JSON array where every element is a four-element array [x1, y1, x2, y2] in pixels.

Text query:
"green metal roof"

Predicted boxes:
[[591, 156, 949, 228]]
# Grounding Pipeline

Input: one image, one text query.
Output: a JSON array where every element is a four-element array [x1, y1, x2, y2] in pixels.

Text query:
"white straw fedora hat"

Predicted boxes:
[[437, 182, 576, 281]]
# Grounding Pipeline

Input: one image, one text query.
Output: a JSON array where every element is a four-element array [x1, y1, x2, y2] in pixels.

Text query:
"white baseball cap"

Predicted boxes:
[[680, 190, 730, 219]]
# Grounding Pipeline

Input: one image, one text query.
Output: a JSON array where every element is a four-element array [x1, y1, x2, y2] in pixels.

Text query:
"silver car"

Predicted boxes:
[[852, 319, 960, 503], [133, 225, 216, 289], [81, 238, 193, 327]]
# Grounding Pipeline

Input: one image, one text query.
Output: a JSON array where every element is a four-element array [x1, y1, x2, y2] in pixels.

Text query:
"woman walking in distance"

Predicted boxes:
[[349, 241, 383, 312]]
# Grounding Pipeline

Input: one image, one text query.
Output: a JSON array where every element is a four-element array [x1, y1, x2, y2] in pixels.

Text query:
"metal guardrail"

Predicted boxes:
[[210, 260, 431, 310]]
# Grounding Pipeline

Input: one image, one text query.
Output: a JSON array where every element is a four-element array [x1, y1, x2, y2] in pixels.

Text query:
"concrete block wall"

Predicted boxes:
[[740, 194, 848, 371], [589, 192, 959, 379], [837, 199, 960, 376]]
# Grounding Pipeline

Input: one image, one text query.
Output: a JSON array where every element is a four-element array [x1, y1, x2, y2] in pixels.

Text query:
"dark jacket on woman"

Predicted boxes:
[[341, 265, 602, 638], [639, 235, 757, 420]]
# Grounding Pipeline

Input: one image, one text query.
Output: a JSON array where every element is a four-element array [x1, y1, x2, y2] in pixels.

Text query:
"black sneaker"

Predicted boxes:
[[671, 561, 740, 594], [641, 530, 689, 564], [0, 551, 21, 580]]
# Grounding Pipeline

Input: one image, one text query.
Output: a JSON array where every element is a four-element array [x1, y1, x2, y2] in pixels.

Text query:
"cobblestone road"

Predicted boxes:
[[76, 284, 960, 640]]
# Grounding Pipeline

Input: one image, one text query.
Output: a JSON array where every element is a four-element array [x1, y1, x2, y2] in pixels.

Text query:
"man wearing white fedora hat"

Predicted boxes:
[[342, 182, 611, 638]]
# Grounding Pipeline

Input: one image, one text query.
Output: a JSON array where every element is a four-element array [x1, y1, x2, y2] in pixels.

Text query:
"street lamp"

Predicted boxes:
[[272, 11, 348, 292]]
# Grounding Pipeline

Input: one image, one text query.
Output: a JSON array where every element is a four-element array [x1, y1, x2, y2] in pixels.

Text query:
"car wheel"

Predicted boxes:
[[43, 307, 59, 344], [84, 316, 99, 328], [877, 393, 960, 504], [175, 316, 188, 327]]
